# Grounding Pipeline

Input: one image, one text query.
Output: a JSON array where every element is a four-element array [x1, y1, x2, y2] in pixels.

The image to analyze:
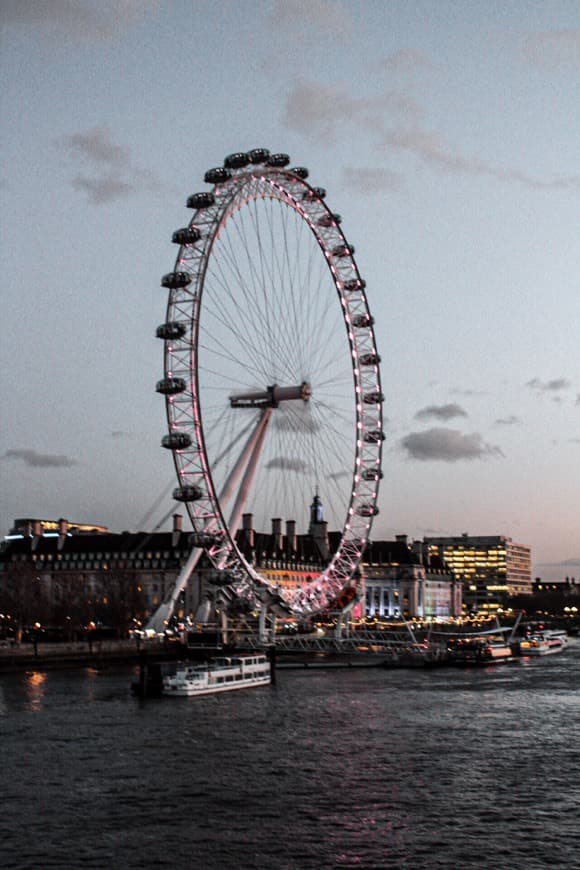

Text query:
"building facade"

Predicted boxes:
[[423, 534, 532, 613], [0, 509, 331, 635], [0, 515, 200, 637], [363, 535, 461, 620]]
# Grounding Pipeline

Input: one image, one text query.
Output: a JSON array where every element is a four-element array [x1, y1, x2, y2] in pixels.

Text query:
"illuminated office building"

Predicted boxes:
[[423, 534, 532, 612]]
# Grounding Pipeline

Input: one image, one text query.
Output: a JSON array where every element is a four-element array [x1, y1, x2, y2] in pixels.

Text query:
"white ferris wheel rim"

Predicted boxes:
[[157, 150, 383, 617]]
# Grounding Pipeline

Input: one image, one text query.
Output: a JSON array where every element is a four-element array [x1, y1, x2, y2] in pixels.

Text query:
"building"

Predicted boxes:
[[0, 515, 199, 636], [235, 501, 330, 595], [0, 505, 332, 634], [363, 535, 461, 620], [9, 518, 110, 536], [423, 533, 532, 613]]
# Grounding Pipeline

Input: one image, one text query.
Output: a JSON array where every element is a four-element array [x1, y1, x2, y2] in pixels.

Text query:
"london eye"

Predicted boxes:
[[153, 149, 383, 625]]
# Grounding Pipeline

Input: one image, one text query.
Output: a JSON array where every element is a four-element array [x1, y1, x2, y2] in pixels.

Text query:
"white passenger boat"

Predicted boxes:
[[520, 630, 569, 656], [162, 654, 271, 697]]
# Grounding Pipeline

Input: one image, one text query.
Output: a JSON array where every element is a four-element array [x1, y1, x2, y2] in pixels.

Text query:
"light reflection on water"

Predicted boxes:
[[0, 642, 578, 870], [24, 670, 47, 712]]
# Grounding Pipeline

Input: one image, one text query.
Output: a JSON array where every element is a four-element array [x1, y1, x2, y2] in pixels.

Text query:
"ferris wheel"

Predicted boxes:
[[155, 148, 383, 621]]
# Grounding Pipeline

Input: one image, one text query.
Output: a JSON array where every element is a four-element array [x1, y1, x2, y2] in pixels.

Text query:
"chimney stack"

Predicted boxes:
[[242, 513, 254, 549], [32, 520, 43, 551], [286, 519, 297, 553], [272, 517, 283, 551], [58, 518, 68, 551], [172, 513, 183, 547]]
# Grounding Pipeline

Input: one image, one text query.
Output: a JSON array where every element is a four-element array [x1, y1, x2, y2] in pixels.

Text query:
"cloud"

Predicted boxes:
[[58, 126, 166, 204], [285, 78, 371, 142], [494, 415, 521, 426], [284, 77, 580, 191], [380, 48, 436, 73], [521, 29, 580, 70], [526, 377, 571, 393], [451, 388, 488, 397], [71, 175, 134, 205], [265, 456, 309, 473], [64, 127, 130, 167], [284, 77, 418, 143], [271, 0, 353, 38], [415, 403, 468, 422], [400, 427, 504, 462], [1, 449, 78, 468], [342, 166, 402, 194], [380, 125, 580, 190], [576, 394, 580, 406], [0, 0, 149, 40]]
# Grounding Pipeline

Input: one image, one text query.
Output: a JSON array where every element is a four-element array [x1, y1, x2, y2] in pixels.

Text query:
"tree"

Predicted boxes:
[[0, 560, 49, 641]]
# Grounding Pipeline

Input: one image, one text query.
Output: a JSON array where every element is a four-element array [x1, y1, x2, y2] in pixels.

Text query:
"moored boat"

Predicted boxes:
[[519, 630, 569, 656], [162, 653, 271, 697], [447, 636, 515, 666]]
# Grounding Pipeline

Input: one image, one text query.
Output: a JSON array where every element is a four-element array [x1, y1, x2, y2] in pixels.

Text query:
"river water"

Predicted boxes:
[[1, 643, 579, 870]]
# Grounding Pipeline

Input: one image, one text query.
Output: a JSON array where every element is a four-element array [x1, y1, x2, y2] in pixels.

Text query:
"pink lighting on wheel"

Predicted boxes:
[[155, 147, 382, 621]]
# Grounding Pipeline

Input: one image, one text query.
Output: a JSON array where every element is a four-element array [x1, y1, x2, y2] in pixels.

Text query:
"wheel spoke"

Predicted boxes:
[[157, 154, 384, 619]]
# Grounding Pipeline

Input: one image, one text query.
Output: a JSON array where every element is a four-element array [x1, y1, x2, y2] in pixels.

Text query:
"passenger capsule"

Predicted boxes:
[[161, 271, 191, 289], [364, 429, 385, 444], [156, 377, 187, 395], [343, 278, 366, 292], [332, 243, 355, 258], [357, 503, 379, 517], [172, 226, 201, 245], [302, 187, 326, 200], [186, 191, 215, 209], [362, 468, 384, 481], [204, 166, 232, 184], [173, 485, 203, 503], [224, 152, 250, 169], [266, 153, 290, 167], [156, 322, 187, 340], [352, 313, 374, 329], [161, 432, 192, 450], [248, 148, 270, 164], [359, 352, 381, 366], [363, 390, 384, 405], [290, 166, 309, 179], [317, 213, 342, 227]]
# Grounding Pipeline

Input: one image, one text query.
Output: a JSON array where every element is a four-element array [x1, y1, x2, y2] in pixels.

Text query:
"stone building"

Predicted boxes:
[[362, 535, 461, 620], [0, 506, 331, 634], [0, 515, 199, 635]]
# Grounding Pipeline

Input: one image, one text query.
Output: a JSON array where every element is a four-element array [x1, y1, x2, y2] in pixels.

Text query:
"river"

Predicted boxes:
[[1, 642, 578, 869]]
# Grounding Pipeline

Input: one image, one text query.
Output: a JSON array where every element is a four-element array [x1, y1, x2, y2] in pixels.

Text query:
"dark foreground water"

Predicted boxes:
[[1, 644, 579, 870]]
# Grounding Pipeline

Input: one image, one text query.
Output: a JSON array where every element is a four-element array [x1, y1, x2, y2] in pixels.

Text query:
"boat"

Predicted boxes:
[[162, 653, 271, 697], [446, 636, 515, 666], [519, 630, 569, 656], [429, 613, 523, 666]]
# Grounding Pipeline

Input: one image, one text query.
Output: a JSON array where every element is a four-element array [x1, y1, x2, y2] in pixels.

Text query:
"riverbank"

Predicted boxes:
[[0, 638, 174, 672]]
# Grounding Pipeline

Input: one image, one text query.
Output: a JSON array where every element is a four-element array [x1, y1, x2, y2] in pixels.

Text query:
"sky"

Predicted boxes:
[[0, 0, 578, 582]]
